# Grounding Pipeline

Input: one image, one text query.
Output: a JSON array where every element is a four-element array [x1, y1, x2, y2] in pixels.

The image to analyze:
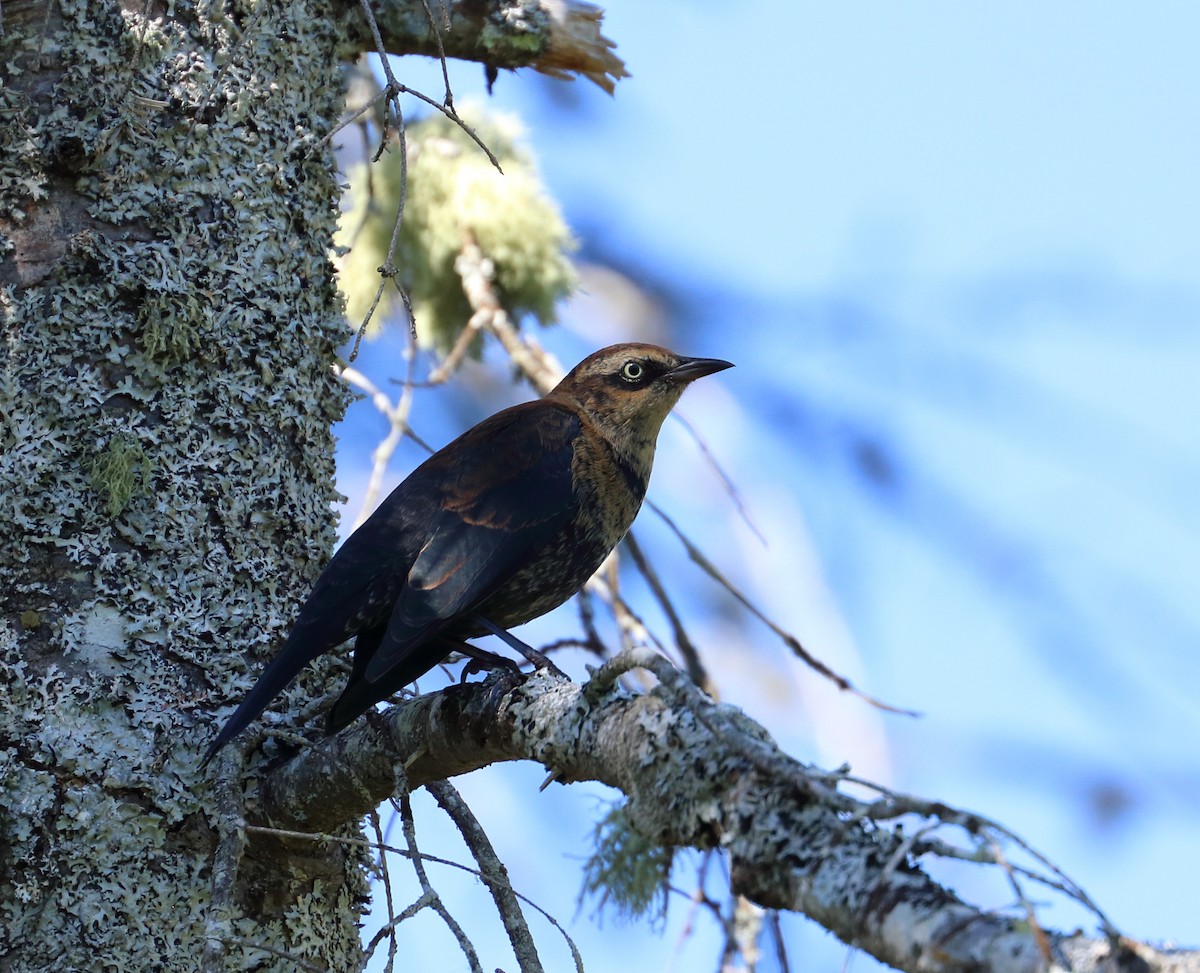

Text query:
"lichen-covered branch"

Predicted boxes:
[[259, 654, 1199, 973], [339, 0, 628, 93]]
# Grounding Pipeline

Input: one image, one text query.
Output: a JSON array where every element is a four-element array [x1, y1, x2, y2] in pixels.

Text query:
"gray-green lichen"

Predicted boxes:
[[580, 801, 674, 924], [0, 0, 370, 966], [337, 104, 578, 352], [479, 0, 549, 58]]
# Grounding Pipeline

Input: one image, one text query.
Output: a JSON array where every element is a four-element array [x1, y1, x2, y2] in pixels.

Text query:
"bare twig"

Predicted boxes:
[[367, 809, 401, 973], [988, 836, 1054, 965], [766, 911, 792, 973], [347, 0, 506, 361], [648, 500, 919, 717], [393, 791, 483, 973], [427, 780, 556, 973], [434, 232, 562, 390], [671, 410, 766, 546], [336, 353, 420, 526], [348, 7, 412, 360], [623, 531, 713, 693], [244, 822, 583, 971], [323, 84, 391, 146], [417, 0, 454, 108]]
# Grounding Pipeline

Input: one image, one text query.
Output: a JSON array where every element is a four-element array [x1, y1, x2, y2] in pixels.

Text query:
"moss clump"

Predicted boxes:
[[338, 104, 577, 352], [139, 292, 204, 366]]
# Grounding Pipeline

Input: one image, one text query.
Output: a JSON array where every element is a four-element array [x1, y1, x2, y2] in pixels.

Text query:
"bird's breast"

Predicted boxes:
[[472, 428, 651, 629]]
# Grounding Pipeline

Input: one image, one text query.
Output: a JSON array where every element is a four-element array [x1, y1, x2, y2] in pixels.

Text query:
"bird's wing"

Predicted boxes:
[[362, 401, 581, 684]]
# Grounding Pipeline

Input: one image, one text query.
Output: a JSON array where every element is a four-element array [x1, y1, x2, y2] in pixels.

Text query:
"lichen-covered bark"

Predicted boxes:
[[0, 0, 623, 968], [0, 0, 361, 967]]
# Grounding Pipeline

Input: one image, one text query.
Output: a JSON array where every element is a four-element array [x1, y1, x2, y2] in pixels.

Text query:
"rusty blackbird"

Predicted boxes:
[[202, 343, 732, 764]]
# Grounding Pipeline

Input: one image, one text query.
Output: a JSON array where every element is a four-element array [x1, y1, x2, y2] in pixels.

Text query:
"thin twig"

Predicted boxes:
[[244, 823, 584, 968], [347, 0, 412, 360], [766, 911, 792, 973], [448, 232, 562, 388], [623, 531, 712, 693], [667, 851, 719, 971], [988, 836, 1054, 966], [573, 587, 608, 660], [776, 764, 1120, 936], [355, 0, 500, 170], [368, 810, 400, 973], [428, 780, 557, 973], [323, 85, 390, 145], [417, 0, 454, 108], [671, 410, 766, 546], [364, 890, 440, 961], [393, 791, 483, 972], [336, 355, 419, 526], [648, 500, 919, 717], [583, 564, 676, 684]]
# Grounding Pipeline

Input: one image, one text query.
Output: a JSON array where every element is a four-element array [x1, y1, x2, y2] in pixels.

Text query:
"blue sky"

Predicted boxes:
[[349, 4, 1200, 969]]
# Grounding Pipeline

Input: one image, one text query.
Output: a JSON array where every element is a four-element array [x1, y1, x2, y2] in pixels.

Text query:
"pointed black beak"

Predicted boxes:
[[666, 356, 734, 384]]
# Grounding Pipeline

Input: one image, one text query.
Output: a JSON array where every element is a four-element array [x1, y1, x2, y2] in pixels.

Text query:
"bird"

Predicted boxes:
[[201, 343, 733, 765]]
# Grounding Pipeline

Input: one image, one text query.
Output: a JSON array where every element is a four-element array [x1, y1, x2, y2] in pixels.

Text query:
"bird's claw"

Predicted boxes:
[[459, 653, 522, 683], [518, 645, 567, 681]]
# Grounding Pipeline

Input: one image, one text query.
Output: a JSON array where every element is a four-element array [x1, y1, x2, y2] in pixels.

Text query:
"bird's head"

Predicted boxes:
[[550, 343, 733, 444]]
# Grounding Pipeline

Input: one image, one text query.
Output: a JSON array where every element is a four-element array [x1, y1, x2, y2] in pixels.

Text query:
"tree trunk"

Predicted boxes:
[[0, 0, 363, 964]]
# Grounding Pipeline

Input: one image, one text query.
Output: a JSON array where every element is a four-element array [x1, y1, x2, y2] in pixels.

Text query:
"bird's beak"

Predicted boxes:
[[666, 356, 734, 384]]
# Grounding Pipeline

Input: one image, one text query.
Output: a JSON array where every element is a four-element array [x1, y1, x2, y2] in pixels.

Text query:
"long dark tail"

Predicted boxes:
[[324, 636, 455, 736], [200, 640, 314, 767]]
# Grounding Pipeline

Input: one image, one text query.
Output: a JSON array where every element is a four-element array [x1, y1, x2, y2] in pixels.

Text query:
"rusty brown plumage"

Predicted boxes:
[[202, 343, 732, 765]]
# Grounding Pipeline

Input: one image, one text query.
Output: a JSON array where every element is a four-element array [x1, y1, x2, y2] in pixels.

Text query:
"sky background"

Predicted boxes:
[[343, 3, 1200, 970]]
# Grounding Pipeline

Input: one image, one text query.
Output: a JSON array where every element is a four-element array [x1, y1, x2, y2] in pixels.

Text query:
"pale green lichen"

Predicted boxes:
[[337, 104, 578, 352], [579, 801, 674, 924], [479, 1, 548, 58], [89, 432, 153, 517]]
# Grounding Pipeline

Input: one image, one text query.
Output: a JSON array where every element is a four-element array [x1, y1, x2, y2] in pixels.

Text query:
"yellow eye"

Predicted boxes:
[[620, 361, 645, 382]]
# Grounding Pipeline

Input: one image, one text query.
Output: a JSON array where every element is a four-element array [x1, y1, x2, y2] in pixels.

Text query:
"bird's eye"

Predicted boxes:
[[620, 361, 645, 383]]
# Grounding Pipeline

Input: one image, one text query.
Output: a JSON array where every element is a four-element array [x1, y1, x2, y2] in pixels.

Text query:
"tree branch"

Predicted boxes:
[[339, 0, 628, 94], [256, 655, 1198, 973]]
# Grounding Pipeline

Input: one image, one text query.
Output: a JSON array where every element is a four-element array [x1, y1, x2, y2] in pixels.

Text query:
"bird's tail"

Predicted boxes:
[[200, 641, 311, 767], [324, 637, 452, 736]]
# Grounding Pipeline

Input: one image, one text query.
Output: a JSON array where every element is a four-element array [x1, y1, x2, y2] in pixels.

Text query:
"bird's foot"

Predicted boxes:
[[474, 616, 567, 680], [458, 648, 522, 683], [513, 643, 567, 680]]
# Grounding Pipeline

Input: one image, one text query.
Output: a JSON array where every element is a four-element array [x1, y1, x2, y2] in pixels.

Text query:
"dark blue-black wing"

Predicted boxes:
[[323, 402, 581, 733]]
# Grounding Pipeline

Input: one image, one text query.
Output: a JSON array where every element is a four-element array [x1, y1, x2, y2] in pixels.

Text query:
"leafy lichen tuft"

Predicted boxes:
[[337, 104, 577, 352]]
